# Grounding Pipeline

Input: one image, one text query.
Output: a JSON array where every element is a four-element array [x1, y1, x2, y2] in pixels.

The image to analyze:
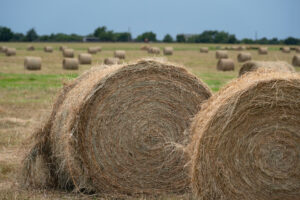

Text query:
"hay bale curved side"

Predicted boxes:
[[237, 52, 252, 62], [239, 61, 295, 77], [189, 71, 300, 200], [114, 50, 126, 59], [5, 48, 16, 56], [292, 55, 300, 67], [88, 47, 99, 54], [23, 59, 212, 195], [78, 53, 92, 65], [27, 45, 35, 51], [258, 47, 268, 55], [44, 46, 53, 53], [59, 46, 67, 51], [63, 49, 74, 58], [200, 47, 208, 53], [296, 47, 300, 53], [163, 47, 173, 55], [216, 50, 228, 59], [217, 58, 234, 71], [104, 57, 121, 65], [148, 47, 160, 55], [24, 57, 42, 70], [63, 58, 79, 70], [282, 47, 290, 53]]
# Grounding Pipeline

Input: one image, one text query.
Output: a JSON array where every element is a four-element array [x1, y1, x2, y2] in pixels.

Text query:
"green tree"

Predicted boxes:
[[0, 26, 13, 41], [12, 33, 25, 41], [115, 32, 131, 42], [176, 34, 185, 42], [163, 34, 173, 43], [284, 37, 299, 45], [93, 26, 115, 41], [136, 32, 156, 42], [25, 28, 38, 41]]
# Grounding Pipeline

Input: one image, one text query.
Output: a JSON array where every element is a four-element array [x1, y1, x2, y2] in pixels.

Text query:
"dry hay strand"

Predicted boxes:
[[78, 53, 92, 65], [63, 58, 79, 70], [63, 48, 75, 58], [282, 47, 290, 53], [104, 57, 121, 65], [148, 47, 160, 55], [163, 47, 173, 55], [24, 57, 42, 70], [189, 70, 300, 200], [215, 50, 228, 59], [217, 58, 234, 71], [239, 61, 295, 77], [44, 46, 53, 53], [27, 45, 35, 51], [292, 55, 300, 67], [22, 59, 212, 196], [237, 52, 252, 63], [200, 47, 208, 53], [114, 50, 126, 59], [88, 47, 100, 54], [258, 47, 268, 55], [5, 48, 16, 56]]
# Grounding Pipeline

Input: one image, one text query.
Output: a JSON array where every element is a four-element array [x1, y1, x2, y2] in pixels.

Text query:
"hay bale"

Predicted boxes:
[[104, 57, 121, 65], [23, 59, 212, 195], [292, 55, 300, 67], [24, 57, 42, 70], [0, 46, 7, 53], [59, 46, 67, 51], [239, 61, 295, 77], [189, 70, 300, 200], [148, 47, 160, 55], [140, 45, 150, 51], [88, 47, 99, 54], [237, 52, 252, 62], [63, 49, 74, 58], [78, 53, 92, 65], [217, 58, 234, 71], [258, 47, 268, 55], [295, 47, 300, 53], [215, 50, 228, 59], [163, 47, 173, 55], [237, 46, 246, 51], [44, 46, 53, 53], [63, 58, 79, 70], [27, 45, 35, 51], [200, 47, 209, 53], [114, 50, 126, 59], [5, 48, 16, 56], [282, 47, 290, 53]]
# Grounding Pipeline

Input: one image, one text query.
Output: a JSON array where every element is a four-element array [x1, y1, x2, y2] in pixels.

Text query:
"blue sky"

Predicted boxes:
[[0, 0, 299, 40]]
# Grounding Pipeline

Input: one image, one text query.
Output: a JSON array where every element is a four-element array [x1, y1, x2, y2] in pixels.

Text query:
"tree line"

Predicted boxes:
[[0, 26, 299, 45]]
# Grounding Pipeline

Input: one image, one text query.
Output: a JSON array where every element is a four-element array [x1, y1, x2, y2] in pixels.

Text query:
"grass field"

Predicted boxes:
[[0, 42, 299, 199]]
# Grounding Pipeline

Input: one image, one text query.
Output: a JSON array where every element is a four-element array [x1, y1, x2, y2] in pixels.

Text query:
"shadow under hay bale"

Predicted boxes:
[[23, 59, 212, 196], [239, 61, 295, 77], [24, 57, 42, 70], [200, 47, 208, 53], [114, 50, 126, 59], [215, 50, 228, 59], [237, 52, 252, 63], [163, 47, 173, 55], [189, 70, 300, 200], [44, 46, 53, 53], [292, 55, 300, 67], [78, 53, 92, 65], [217, 58, 234, 71], [63, 58, 79, 70], [63, 49, 74, 58], [5, 48, 16, 56], [104, 57, 121, 65]]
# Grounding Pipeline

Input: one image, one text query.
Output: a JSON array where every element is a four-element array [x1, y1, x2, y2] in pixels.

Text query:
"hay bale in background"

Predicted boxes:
[[59, 46, 67, 51], [24, 57, 42, 70], [88, 47, 99, 54], [141, 45, 150, 51], [189, 71, 300, 200], [215, 50, 228, 59], [114, 50, 126, 59], [78, 53, 92, 65], [237, 46, 246, 51], [5, 48, 16, 56], [292, 55, 300, 67], [27, 45, 35, 51], [163, 47, 173, 55], [237, 52, 252, 62], [258, 47, 268, 55], [63, 49, 74, 58], [0, 46, 7, 53], [200, 47, 209, 53], [148, 47, 160, 55], [44, 46, 53, 53], [63, 58, 78, 70], [282, 47, 290, 53], [23, 59, 212, 195], [239, 61, 295, 77], [217, 58, 234, 71], [104, 57, 121, 65], [295, 47, 300, 53]]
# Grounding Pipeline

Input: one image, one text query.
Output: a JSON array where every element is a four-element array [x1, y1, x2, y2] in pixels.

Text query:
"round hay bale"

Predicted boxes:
[[217, 58, 234, 71], [63, 49, 74, 58], [140, 45, 150, 51], [237, 52, 252, 63], [148, 47, 160, 55], [104, 57, 121, 65], [200, 47, 209, 53], [88, 47, 99, 54], [239, 61, 295, 77], [237, 46, 246, 51], [292, 55, 300, 67], [23, 59, 212, 195], [215, 50, 228, 59], [282, 47, 290, 53], [163, 47, 173, 55], [24, 57, 42, 70], [295, 47, 300, 53], [59, 46, 67, 51], [78, 53, 92, 65], [27, 45, 35, 51], [5, 48, 16, 56], [114, 50, 126, 59], [0, 46, 7, 53], [44, 46, 53, 53], [63, 58, 78, 70], [189, 70, 300, 200], [258, 47, 268, 55]]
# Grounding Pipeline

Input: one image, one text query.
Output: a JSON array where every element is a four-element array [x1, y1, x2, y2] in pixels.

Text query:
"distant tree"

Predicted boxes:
[[0, 26, 13, 41], [241, 38, 254, 44], [163, 34, 173, 43], [93, 26, 115, 41], [25, 28, 38, 41], [228, 34, 237, 43], [115, 32, 131, 42], [176, 34, 186, 42], [284, 37, 299, 45], [136, 32, 156, 42], [12, 33, 25, 41]]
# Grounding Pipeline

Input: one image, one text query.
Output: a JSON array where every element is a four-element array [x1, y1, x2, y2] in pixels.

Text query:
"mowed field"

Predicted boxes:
[[0, 42, 299, 199]]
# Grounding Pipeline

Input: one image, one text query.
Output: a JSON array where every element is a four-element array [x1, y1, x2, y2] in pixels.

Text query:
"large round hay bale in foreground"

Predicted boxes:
[[163, 47, 173, 55], [292, 55, 300, 67], [237, 52, 252, 62], [239, 61, 295, 77], [63, 58, 79, 70], [258, 47, 268, 55], [282, 47, 290, 53], [27, 45, 35, 51], [23, 59, 212, 195], [104, 57, 121, 65], [215, 50, 228, 59], [78, 53, 92, 65], [24, 57, 42, 70], [5, 48, 16, 56], [200, 47, 208, 53], [114, 50, 126, 59], [63, 49, 74, 58], [44, 46, 53, 53], [217, 58, 234, 71], [189, 71, 300, 200]]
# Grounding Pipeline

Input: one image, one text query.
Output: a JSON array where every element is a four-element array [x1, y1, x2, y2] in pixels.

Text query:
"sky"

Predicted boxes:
[[0, 0, 299, 40]]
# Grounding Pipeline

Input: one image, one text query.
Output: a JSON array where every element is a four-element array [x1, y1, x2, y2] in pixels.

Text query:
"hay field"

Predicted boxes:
[[0, 42, 298, 199]]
